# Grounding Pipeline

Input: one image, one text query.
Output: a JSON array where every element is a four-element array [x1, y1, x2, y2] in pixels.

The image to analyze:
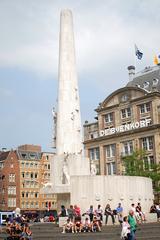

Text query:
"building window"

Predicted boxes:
[[22, 192, 25, 198], [122, 141, 133, 156], [26, 202, 29, 208], [22, 202, 25, 208], [8, 186, 16, 195], [8, 198, 16, 207], [10, 163, 14, 168], [121, 107, 131, 119], [21, 162, 25, 168], [104, 113, 113, 123], [35, 173, 38, 178], [105, 144, 116, 158], [26, 172, 29, 178], [22, 153, 27, 159], [30, 154, 36, 159], [89, 148, 100, 160], [26, 162, 29, 168], [9, 174, 15, 183], [30, 192, 34, 198], [22, 172, 25, 178], [139, 102, 151, 114], [144, 155, 154, 170], [107, 162, 116, 175], [48, 164, 50, 170], [30, 163, 34, 168], [141, 136, 153, 150], [0, 162, 4, 169], [35, 192, 38, 198]]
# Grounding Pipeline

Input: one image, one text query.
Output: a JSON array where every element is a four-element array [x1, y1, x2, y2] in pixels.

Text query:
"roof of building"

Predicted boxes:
[[17, 150, 42, 160], [127, 65, 160, 92], [0, 151, 10, 161]]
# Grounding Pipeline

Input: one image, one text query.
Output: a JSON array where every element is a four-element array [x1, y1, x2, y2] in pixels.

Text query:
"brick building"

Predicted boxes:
[[0, 145, 56, 212], [0, 150, 20, 210]]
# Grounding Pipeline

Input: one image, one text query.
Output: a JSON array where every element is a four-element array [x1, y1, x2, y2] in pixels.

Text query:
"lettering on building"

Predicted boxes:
[[100, 119, 151, 137]]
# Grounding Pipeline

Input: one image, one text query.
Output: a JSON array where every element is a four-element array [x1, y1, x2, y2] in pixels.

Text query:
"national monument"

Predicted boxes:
[[42, 9, 153, 214]]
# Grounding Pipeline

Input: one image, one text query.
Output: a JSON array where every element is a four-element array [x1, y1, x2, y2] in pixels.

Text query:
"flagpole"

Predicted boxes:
[[134, 45, 136, 71]]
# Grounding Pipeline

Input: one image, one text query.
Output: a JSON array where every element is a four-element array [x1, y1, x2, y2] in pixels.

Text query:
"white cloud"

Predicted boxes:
[[0, 0, 160, 79]]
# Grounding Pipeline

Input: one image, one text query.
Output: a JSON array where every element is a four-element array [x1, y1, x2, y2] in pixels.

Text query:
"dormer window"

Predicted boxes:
[[143, 81, 149, 88], [152, 78, 159, 86], [121, 94, 128, 102]]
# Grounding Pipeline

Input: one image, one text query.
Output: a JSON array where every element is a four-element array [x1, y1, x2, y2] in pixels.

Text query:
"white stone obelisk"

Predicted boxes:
[[56, 9, 83, 155], [50, 9, 90, 193]]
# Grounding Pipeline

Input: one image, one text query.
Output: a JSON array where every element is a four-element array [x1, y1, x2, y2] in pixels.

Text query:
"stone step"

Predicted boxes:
[[30, 222, 160, 240]]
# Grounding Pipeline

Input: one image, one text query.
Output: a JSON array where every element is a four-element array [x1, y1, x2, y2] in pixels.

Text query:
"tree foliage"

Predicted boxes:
[[121, 149, 160, 193]]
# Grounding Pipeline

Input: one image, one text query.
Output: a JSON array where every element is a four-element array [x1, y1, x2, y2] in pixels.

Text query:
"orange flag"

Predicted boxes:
[[154, 55, 159, 65]]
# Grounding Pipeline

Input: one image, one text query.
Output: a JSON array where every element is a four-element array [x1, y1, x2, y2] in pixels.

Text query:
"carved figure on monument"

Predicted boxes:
[[62, 154, 70, 184], [43, 182, 53, 188], [52, 107, 57, 148], [90, 161, 97, 175]]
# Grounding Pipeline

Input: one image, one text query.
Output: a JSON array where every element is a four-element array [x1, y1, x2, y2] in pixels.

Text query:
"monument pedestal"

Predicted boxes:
[[70, 175, 153, 214]]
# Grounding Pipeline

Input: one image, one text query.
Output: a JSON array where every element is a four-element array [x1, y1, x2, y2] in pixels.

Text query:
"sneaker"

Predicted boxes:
[[62, 231, 65, 234]]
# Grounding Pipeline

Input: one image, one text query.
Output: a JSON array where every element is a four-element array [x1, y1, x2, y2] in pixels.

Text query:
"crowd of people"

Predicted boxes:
[[61, 204, 102, 233], [59, 202, 149, 239], [5, 215, 32, 240], [2, 202, 159, 240]]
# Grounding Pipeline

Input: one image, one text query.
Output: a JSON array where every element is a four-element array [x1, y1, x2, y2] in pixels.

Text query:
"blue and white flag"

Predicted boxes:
[[135, 44, 143, 60]]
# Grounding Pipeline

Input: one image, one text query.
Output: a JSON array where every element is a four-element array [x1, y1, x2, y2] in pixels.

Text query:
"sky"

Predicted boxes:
[[0, 0, 160, 152]]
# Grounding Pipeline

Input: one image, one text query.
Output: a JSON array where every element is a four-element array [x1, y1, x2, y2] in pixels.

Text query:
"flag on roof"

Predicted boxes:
[[135, 44, 143, 60], [154, 55, 159, 65]]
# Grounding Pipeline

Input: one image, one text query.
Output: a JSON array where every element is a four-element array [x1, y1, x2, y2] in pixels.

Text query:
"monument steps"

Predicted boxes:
[[30, 222, 160, 240]]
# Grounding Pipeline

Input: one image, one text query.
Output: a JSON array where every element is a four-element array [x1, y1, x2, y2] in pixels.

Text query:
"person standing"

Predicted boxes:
[[67, 205, 74, 221], [128, 210, 137, 240], [87, 205, 94, 222], [121, 216, 130, 240]]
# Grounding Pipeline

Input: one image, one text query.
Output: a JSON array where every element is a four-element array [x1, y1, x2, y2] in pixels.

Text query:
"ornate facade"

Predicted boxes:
[[84, 65, 160, 176]]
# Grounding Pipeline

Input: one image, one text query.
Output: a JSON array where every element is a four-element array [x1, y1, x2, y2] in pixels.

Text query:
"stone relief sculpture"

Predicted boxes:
[[62, 154, 70, 184], [90, 161, 97, 175], [43, 182, 52, 188], [52, 107, 57, 148]]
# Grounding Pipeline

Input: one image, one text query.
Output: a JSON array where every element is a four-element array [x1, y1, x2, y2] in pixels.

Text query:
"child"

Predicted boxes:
[[62, 218, 74, 233], [83, 217, 91, 232], [121, 216, 130, 240], [74, 216, 82, 233], [91, 216, 101, 232]]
